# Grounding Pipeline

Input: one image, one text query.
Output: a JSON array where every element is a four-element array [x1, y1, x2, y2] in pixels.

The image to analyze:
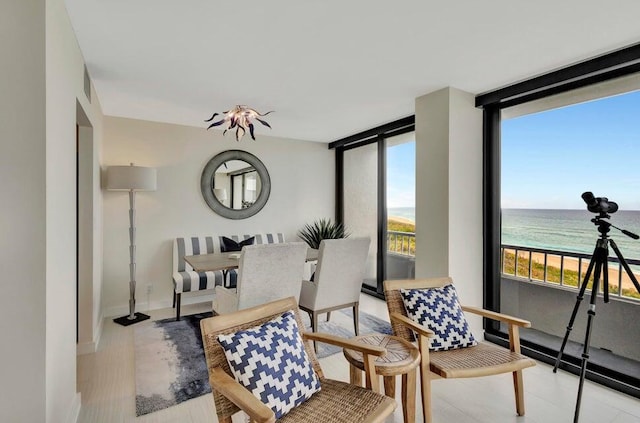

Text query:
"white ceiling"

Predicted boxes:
[[64, 0, 640, 143]]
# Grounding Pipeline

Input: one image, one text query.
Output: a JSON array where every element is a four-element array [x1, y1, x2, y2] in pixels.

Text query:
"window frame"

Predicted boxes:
[[477, 42, 640, 398], [330, 117, 415, 298]]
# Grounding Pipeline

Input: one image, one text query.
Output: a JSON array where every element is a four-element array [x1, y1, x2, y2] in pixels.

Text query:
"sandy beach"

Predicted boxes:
[[388, 215, 415, 225], [513, 250, 639, 292]]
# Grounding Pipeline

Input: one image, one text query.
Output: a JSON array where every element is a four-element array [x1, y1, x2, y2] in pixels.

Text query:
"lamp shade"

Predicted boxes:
[[107, 165, 157, 191]]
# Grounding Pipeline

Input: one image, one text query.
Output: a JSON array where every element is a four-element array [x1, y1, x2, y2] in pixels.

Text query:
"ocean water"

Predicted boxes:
[[388, 207, 640, 260], [388, 207, 416, 222], [502, 209, 640, 260]]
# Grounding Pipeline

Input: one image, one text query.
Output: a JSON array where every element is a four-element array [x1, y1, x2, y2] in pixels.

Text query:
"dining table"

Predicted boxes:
[[184, 247, 319, 273]]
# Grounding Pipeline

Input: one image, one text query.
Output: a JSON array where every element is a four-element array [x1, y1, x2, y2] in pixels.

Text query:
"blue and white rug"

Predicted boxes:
[[134, 308, 392, 416]]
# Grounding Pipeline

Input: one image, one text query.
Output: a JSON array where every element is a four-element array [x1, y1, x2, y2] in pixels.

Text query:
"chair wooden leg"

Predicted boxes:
[[418, 338, 432, 423], [402, 369, 416, 423], [172, 291, 176, 308], [353, 303, 359, 336], [350, 365, 362, 387], [363, 354, 380, 394], [326, 311, 331, 321], [513, 369, 525, 416], [176, 293, 181, 321], [312, 311, 319, 353], [383, 375, 396, 399]]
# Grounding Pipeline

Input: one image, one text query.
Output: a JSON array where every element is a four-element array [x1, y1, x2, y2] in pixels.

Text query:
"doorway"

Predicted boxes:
[[76, 102, 96, 353]]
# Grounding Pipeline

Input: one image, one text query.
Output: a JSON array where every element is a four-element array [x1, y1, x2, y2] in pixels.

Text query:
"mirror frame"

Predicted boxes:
[[200, 150, 271, 219]]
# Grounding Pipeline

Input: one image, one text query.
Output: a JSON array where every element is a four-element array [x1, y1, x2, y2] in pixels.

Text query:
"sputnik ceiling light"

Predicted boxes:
[[205, 105, 273, 141]]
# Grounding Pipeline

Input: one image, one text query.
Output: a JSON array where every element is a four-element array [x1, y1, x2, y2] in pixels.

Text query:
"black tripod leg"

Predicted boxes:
[[603, 252, 610, 303], [610, 239, 640, 294], [573, 256, 603, 423], [553, 244, 599, 373]]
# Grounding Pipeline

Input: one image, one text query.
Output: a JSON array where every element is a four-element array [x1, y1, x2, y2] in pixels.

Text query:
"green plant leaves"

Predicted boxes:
[[297, 218, 350, 249]]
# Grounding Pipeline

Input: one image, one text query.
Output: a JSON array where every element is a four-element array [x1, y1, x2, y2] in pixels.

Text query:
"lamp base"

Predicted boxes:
[[113, 312, 150, 326]]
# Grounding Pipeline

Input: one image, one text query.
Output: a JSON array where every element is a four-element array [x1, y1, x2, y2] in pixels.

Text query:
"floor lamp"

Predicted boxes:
[[107, 163, 157, 326]]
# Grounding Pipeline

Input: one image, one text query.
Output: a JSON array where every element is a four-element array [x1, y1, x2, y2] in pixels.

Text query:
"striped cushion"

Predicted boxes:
[[174, 236, 218, 273], [172, 234, 285, 293], [173, 270, 222, 293]]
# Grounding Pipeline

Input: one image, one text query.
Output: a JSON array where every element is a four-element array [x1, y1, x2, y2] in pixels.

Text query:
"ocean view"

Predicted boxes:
[[502, 209, 640, 260], [388, 207, 640, 260], [388, 207, 416, 223]]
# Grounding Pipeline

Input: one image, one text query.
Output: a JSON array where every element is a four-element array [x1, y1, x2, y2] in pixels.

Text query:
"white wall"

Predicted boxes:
[[447, 88, 483, 324], [415, 87, 483, 335], [415, 88, 450, 277], [0, 2, 47, 421], [1, 1, 104, 421], [102, 117, 334, 316], [46, 0, 104, 421]]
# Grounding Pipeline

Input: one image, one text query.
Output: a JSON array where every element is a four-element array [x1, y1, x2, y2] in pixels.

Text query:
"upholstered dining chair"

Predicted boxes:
[[212, 242, 307, 315], [200, 296, 397, 423], [299, 237, 371, 348], [384, 277, 536, 423]]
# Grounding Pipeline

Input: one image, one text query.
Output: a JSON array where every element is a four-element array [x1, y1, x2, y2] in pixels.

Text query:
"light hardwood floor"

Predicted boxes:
[[77, 295, 640, 423]]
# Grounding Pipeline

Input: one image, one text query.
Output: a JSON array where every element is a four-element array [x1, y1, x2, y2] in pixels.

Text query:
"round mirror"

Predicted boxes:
[[201, 150, 271, 219]]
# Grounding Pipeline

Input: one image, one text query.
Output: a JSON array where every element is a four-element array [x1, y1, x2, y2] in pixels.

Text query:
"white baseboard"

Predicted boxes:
[[66, 392, 81, 423], [94, 312, 104, 348], [76, 312, 104, 355], [103, 292, 215, 318]]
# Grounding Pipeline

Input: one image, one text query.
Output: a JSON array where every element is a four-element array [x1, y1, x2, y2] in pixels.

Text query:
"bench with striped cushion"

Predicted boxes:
[[172, 233, 285, 319]]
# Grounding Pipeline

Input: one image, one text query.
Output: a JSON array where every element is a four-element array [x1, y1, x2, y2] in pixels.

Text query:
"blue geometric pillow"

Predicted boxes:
[[216, 310, 321, 419], [400, 284, 477, 352]]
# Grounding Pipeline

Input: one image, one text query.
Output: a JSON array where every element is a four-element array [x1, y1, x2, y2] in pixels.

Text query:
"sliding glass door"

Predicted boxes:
[[335, 121, 415, 297]]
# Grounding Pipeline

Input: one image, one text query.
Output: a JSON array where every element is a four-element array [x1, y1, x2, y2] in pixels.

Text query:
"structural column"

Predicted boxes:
[[414, 87, 484, 333]]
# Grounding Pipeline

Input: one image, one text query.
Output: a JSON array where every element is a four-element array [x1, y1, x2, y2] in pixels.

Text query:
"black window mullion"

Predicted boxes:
[[335, 148, 344, 224], [482, 105, 501, 332], [476, 42, 640, 107], [377, 136, 387, 294]]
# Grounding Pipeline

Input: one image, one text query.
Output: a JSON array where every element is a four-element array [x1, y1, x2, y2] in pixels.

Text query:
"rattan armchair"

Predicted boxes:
[[384, 277, 536, 423], [200, 296, 397, 423]]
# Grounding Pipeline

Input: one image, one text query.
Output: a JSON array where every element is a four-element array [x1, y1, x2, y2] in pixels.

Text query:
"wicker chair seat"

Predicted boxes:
[[201, 297, 397, 423], [277, 378, 395, 423], [430, 341, 536, 378], [384, 277, 537, 422]]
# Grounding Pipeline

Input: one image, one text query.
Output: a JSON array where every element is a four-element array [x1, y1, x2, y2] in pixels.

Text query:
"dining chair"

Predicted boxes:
[[299, 237, 371, 349], [212, 242, 307, 314], [200, 296, 396, 423], [384, 277, 536, 423]]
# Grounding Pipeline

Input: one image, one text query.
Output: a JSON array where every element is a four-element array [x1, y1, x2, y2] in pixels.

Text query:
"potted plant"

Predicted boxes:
[[298, 218, 349, 249]]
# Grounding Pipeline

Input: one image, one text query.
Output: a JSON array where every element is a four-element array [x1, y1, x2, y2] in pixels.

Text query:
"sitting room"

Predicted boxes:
[[2, 1, 640, 422]]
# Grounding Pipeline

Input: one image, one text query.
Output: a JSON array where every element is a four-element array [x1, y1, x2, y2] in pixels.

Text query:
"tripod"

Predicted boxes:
[[552, 213, 640, 423]]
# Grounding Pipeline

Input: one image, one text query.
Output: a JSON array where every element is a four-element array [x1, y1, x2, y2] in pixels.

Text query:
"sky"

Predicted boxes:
[[387, 141, 415, 208], [385, 89, 640, 211], [502, 89, 640, 210]]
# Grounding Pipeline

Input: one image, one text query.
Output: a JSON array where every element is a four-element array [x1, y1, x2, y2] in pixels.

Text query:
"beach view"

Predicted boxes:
[[502, 208, 640, 300], [500, 90, 640, 301], [386, 207, 640, 299]]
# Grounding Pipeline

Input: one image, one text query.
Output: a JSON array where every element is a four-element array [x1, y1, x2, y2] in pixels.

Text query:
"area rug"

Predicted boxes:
[[134, 308, 392, 416]]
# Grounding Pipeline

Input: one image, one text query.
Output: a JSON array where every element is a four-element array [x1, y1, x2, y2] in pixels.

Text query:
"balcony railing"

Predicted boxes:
[[387, 230, 415, 256], [385, 230, 639, 301], [501, 244, 640, 301]]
